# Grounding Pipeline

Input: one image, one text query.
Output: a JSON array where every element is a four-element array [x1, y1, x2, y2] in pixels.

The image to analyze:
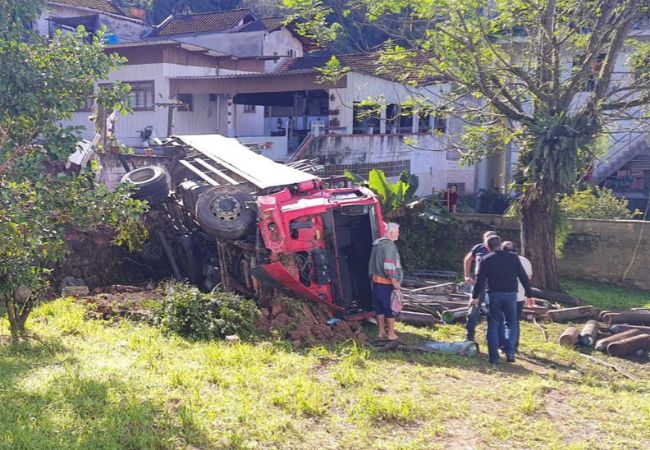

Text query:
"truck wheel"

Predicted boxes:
[[176, 235, 203, 284], [195, 186, 255, 240], [121, 166, 169, 204]]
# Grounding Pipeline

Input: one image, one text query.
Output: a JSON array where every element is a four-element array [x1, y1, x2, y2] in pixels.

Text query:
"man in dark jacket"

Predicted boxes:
[[463, 230, 497, 341], [471, 235, 533, 364], [368, 222, 403, 340]]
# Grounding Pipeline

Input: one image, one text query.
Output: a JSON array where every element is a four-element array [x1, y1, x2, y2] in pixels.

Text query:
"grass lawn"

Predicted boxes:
[[1, 279, 649, 449]]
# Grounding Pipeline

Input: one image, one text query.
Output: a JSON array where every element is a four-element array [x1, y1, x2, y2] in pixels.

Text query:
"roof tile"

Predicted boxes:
[[50, 0, 125, 16], [152, 9, 255, 36]]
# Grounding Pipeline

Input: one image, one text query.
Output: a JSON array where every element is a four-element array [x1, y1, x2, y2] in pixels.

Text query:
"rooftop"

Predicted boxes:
[[49, 0, 126, 17], [150, 8, 256, 36]]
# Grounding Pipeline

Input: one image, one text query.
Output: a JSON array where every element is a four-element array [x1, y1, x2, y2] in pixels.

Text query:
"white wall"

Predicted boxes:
[[263, 28, 305, 72], [66, 62, 228, 147]]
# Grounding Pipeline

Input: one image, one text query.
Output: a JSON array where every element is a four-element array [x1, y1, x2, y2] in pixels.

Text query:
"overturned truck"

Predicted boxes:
[[122, 135, 385, 320]]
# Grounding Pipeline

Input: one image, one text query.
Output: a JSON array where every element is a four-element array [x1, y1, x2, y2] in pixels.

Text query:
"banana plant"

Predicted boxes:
[[345, 169, 418, 215]]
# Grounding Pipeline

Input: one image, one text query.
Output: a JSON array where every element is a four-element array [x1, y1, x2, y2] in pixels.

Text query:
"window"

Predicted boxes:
[[126, 81, 155, 110], [177, 93, 193, 112], [386, 104, 399, 133], [244, 104, 256, 113], [418, 111, 431, 133], [287, 49, 296, 58], [399, 106, 413, 133], [446, 150, 461, 161], [353, 102, 380, 134], [434, 113, 447, 134], [448, 182, 465, 193]]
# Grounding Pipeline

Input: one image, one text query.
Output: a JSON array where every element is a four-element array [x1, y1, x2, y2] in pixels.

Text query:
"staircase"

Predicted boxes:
[[592, 132, 649, 184]]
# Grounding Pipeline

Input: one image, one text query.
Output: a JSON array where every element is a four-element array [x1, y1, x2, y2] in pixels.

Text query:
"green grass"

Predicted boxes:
[[562, 277, 650, 309], [0, 293, 649, 449]]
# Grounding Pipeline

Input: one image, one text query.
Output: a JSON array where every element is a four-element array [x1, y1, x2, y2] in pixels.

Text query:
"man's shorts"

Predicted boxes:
[[372, 282, 395, 318]]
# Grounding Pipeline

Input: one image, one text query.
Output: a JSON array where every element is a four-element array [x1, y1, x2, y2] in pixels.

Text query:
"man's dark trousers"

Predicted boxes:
[[486, 291, 518, 364], [465, 289, 485, 341]]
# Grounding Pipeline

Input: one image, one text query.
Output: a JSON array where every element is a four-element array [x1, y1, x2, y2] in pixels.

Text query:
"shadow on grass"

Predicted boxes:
[[0, 338, 209, 450]]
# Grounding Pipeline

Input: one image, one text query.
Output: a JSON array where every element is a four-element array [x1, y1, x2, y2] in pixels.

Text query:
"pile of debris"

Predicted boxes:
[[257, 296, 366, 347], [399, 277, 650, 359]]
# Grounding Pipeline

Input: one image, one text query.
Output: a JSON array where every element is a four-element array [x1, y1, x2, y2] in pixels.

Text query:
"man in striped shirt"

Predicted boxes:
[[368, 222, 403, 340]]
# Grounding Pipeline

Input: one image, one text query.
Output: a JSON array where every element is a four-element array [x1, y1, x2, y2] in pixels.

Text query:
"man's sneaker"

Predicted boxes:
[[506, 355, 516, 363]]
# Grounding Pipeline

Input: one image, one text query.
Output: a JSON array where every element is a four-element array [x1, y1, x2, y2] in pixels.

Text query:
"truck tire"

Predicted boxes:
[[195, 186, 256, 240], [121, 166, 169, 204]]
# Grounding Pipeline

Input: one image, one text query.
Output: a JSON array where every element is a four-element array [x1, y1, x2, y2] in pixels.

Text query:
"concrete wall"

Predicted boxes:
[[456, 213, 650, 290], [303, 133, 474, 196], [38, 3, 148, 40]]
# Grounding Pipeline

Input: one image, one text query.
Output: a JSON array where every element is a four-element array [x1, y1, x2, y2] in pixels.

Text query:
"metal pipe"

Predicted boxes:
[[602, 311, 650, 326], [607, 333, 650, 357], [441, 307, 469, 324], [547, 306, 599, 323], [595, 329, 642, 352], [559, 327, 580, 347], [579, 320, 599, 346]]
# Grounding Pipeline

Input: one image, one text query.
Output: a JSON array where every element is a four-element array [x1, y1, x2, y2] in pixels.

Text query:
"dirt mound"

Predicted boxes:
[[257, 296, 366, 347], [78, 285, 156, 321]]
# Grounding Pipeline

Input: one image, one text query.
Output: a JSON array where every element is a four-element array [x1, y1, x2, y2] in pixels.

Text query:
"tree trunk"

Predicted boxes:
[[520, 187, 560, 291], [4, 297, 23, 341]]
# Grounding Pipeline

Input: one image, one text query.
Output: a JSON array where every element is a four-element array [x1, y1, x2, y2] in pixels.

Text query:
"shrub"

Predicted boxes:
[[559, 186, 639, 220], [154, 283, 260, 340]]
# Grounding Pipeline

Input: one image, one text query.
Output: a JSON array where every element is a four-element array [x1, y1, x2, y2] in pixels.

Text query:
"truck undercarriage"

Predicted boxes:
[[123, 135, 385, 319]]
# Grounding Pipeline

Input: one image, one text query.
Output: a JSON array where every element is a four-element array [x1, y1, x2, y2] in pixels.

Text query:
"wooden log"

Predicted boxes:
[[602, 311, 650, 326], [531, 288, 581, 306], [559, 327, 580, 347], [398, 311, 439, 327], [534, 298, 553, 309], [579, 320, 599, 346], [595, 329, 643, 352], [607, 333, 650, 357], [404, 282, 456, 295], [610, 324, 650, 334], [547, 306, 599, 323], [522, 306, 549, 321]]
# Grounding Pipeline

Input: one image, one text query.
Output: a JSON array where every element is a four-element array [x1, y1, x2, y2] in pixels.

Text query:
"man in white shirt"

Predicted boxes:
[[502, 241, 533, 353]]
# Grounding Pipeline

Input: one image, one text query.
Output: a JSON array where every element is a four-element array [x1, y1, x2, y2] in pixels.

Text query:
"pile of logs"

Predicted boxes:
[[557, 308, 650, 358], [399, 277, 650, 358]]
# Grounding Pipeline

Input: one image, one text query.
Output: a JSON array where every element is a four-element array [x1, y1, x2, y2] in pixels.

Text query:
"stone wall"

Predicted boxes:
[[456, 213, 650, 290]]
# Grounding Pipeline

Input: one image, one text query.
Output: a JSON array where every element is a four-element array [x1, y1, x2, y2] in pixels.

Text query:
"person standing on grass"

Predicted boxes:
[[463, 230, 497, 341], [368, 222, 403, 340], [502, 241, 534, 354], [471, 235, 533, 365]]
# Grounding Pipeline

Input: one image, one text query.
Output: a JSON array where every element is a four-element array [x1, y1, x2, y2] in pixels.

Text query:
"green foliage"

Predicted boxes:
[[347, 169, 418, 215], [154, 283, 260, 340], [394, 213, 466, 273], [287, 0, 650, 289], [0, 4, 144, 339], [559, 186, 639, 220]]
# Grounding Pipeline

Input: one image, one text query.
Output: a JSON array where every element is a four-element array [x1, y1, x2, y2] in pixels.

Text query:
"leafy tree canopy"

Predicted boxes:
[[285, 0, 650, 289], [0, 5, 147, 340]]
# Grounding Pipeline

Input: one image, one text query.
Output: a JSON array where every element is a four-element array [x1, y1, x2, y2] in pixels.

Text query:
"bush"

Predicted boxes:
[[559, 186, 639, 220], [154, 283, 260, 340]]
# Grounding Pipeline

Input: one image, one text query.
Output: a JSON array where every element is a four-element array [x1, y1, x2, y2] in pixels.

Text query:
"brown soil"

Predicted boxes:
[[257, 296, 366, 347]]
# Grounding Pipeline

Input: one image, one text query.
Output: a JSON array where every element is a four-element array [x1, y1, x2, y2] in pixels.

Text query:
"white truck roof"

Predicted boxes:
[[175, 134, 317, 190]]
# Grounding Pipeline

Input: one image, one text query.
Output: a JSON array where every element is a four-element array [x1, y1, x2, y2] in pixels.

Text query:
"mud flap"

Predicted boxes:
[[251, 262, 344, 311]]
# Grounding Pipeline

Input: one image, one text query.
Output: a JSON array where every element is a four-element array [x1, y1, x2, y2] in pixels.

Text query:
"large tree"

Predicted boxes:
[[0, 1, 147, 340], [287, 0, 650, 289]]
